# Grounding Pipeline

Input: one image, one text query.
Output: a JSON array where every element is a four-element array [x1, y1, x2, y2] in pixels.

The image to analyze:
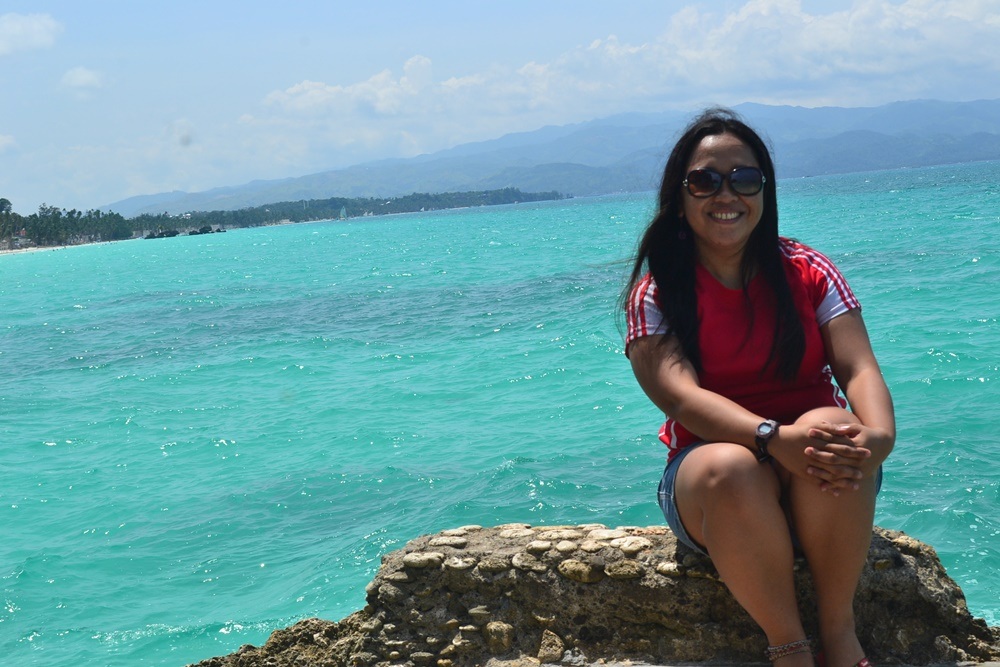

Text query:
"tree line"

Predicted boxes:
[[0, 188, 564, 251]]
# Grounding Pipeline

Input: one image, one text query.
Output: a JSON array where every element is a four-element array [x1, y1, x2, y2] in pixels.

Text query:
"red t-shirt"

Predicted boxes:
[[625, 238, 859, 460]]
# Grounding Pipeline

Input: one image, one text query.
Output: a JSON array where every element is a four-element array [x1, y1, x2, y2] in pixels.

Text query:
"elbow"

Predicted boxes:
[[871, 426, 895, 463], [637, 379, 683, 419], [659, 394, 689, 423]]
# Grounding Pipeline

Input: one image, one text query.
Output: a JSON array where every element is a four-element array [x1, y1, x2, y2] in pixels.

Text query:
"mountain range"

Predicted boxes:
[[106, 99, 1000, 217]]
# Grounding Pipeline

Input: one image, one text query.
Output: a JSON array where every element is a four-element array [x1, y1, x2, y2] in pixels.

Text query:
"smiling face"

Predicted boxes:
[[681, 132, 764, 269]]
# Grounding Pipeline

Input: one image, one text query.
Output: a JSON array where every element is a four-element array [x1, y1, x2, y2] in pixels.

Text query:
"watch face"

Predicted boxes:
[[757, 422, 775, 438]]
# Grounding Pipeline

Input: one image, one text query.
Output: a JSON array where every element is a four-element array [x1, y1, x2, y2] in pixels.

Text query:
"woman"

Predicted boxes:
[[623, 108, 894, 667]]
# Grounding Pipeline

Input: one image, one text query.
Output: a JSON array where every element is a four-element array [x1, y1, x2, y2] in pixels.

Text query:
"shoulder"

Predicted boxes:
[[632, 271, 658, 296], [626, 272, 659, 312], [625, 272, 667, 354], [778, 237, 860, 318], [779, 237, 840, 272], [627, 272, 661, 318], [779, 238, 848, 285]]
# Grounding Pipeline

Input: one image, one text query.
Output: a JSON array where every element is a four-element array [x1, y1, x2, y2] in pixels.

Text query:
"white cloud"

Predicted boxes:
[[61, 66, 105, 90], [491, 0, 1000, 109], [246, 0, 1000, 174], [632, 0, 1000, 104], [266, 55, 434, 117], [0, 134, 15, 152], [0, 13, 61, 56], [263, 0, 1000, 143], [11, 0, 1000, 212]]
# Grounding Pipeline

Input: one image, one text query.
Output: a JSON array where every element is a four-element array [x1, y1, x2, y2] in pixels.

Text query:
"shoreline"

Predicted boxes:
[[0, 244, 71, 256], [0, 233, 197, 257]]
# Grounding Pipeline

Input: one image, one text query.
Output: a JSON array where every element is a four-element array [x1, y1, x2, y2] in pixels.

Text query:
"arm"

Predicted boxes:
[[628, 334, 764, 448], [628, 334, 829, 473], [807, 309, 896, 475]]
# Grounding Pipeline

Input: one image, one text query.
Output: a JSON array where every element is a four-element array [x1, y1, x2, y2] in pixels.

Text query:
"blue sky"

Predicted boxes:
[[2, 0, 999, 212]]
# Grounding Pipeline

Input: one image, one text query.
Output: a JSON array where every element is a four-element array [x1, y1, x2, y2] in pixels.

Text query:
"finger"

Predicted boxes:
[[810, 470, 858, 495], [811, 470, 861, 494], [819, 480, 843, 496], [819, 481, 858, 496], [828, 443, 872, 459], [804, 447, 839, 464], [807, 462, 864, 484], [831, 422, 862, 434], [805, 445, 870, 463], [811, 455, 870, 470], [806, 428, 854, 445], [810, 421, 863, 438], [830, 424, 864, 441], [807, 441, 871, 456], [806, 464, 842, 482]]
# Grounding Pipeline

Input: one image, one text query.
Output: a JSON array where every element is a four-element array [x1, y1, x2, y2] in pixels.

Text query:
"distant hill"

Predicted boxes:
[[105, 100, 1000, 217]]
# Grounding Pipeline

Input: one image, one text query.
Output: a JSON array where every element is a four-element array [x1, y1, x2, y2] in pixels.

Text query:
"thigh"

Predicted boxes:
[[657, 443, 710, 554], [672, 441, 781, 548]]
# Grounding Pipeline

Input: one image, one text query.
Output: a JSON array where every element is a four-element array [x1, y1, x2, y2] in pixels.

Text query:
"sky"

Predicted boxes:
[[2, 0, 999, 213]]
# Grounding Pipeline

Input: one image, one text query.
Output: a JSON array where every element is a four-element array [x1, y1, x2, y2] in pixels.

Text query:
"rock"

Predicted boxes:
[[556, 558, 604, 583], [587, 528, 627, 540], [537, 529, 584, 541], [537, 629, 565, 663], [188, 525, 1000, 667], [443, 556, 476, 571], [578, 540, 606, 553], [610, 535, 652, 556], [376, 583, 405, 603], [476, 556, 511, 573], [655, 561, 683, 577], [603, 559, 645, 579], [402, 552, 444, 568], [467, 605, 491, 625], [511, 552, 548, 573], [526, 540, 552, 554], [485, 621, 515, 653], [429, 536, 469, 549]]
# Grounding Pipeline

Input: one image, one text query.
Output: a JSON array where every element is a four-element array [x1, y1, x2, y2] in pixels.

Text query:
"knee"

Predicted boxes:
[[795, 405, 858, 426], [693, 445, 777, 500]]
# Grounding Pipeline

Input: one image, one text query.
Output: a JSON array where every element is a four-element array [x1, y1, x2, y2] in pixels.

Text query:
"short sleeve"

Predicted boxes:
[[780, 238, 860, 326], [625, 273, 668, 356]]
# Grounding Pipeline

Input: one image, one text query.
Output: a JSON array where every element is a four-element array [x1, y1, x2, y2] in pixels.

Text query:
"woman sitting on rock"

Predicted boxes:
[[623, 108, 894, 667]]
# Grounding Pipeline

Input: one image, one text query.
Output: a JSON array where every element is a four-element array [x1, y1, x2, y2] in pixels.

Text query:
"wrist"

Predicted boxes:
[[754, 419, 780, 463]]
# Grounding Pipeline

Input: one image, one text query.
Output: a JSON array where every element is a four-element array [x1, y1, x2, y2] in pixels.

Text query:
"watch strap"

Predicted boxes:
[[754, 419, 779, 462]]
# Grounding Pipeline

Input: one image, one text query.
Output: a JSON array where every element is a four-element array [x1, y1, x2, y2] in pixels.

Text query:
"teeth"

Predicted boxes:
[[712, 212, 741, 220]]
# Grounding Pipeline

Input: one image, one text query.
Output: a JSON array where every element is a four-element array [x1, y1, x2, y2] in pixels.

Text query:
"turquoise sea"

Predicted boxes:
[[2, 161, 999, 666]]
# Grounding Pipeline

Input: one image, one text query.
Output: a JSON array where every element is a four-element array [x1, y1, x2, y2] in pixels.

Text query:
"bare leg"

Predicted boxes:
[[675, 443, 815, 666], [789, 407, 876, 667]]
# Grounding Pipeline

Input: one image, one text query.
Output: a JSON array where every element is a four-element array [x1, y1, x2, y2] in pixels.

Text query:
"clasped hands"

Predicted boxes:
[[777, 420, 889, 496]]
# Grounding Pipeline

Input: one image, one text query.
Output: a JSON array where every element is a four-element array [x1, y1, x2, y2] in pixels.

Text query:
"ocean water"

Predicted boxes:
[[1, 161, 998, 666]]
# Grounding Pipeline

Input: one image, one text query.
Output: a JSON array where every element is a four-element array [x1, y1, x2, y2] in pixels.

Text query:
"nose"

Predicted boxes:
[[715, 180, 740, 199]]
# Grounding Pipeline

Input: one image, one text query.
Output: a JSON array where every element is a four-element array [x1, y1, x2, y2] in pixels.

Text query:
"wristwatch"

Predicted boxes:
[[754, 419, 780, 462]]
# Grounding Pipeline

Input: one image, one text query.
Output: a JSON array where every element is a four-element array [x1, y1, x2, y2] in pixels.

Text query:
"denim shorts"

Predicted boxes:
[[656, 442, 884, 556]]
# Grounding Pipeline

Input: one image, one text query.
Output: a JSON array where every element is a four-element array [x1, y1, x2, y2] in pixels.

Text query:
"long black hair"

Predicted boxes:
[[622, 107, 805, 380]]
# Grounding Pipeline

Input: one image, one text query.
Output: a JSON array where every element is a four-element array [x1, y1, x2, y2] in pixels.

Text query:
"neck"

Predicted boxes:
[[697, 247, 746, 290]]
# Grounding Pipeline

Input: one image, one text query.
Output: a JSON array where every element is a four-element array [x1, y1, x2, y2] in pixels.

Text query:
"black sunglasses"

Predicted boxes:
[[683, 166, 766, 198]]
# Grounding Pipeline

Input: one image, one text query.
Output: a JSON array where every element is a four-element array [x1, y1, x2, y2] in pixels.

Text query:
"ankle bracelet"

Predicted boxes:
[[766, 638, 814, 662]]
